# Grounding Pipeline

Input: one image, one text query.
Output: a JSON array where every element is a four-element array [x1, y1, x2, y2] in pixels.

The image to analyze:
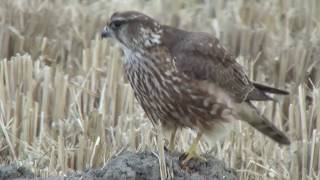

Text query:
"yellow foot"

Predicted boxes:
[[179, 151, 207, 167], [178, 132, 205, 168]]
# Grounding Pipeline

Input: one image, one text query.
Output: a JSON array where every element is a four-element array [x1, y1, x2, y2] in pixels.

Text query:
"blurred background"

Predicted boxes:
[[0, 0, 319, 179]]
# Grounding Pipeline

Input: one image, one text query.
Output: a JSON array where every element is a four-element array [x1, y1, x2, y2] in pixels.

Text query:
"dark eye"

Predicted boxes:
[[110, 20, 124, 29]]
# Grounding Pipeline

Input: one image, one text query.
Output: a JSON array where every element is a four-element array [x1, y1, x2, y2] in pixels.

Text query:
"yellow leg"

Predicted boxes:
[[179, 132, 206, 166], [168, 127, 177, 152]]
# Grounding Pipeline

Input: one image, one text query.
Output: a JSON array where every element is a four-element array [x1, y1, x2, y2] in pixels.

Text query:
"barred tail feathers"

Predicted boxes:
[[235, 102, 290, 145]]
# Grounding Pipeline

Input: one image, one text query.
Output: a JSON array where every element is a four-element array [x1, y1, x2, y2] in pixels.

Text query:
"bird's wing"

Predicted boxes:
[[171, 32, 255, 102]]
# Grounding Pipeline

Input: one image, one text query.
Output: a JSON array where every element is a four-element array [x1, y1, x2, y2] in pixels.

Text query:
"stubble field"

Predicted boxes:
[[0, 0, 320, 179]]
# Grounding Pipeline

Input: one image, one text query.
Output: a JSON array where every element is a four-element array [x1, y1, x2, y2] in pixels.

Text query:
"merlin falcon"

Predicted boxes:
[[101, 11, 290, 165]]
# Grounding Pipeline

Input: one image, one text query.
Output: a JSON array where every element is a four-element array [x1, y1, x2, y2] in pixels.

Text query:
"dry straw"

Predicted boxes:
[[0, 0, 320, 179]]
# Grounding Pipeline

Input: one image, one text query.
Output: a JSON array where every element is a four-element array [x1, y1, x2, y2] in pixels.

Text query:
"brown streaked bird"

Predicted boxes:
[[101, 11, 290, 165]]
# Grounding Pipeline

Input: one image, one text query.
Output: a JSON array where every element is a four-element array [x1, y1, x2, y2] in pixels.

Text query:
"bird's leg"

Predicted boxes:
[[179, 132, 205, 166], [168, 127, 177, 152]]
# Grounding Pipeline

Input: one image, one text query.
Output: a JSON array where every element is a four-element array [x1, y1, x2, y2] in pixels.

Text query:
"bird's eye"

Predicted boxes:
[[110, 20, 124, 29]]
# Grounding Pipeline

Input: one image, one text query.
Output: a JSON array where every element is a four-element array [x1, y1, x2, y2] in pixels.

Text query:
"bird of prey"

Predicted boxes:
[[101, 11, 290, 165]]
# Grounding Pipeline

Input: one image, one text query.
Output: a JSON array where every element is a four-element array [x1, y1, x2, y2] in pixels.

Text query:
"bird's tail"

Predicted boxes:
[[235, 102, 290, 145]]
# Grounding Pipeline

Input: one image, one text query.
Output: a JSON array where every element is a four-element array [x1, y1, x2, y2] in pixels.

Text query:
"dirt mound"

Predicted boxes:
[[0, 151, 236, 180], [0, 164, 34, 179]]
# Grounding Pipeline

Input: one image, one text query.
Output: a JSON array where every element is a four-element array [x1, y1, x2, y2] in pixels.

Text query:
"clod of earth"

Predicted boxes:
[[0, 151, 236, 180]]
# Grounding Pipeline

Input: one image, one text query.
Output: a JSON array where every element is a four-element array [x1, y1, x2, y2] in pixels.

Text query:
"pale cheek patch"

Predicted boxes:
[[150, 33, 161, 44], [139, 27, 162, 47]]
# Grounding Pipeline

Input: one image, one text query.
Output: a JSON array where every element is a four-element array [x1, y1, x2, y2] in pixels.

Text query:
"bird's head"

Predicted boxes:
[[101, 11, 163, 50]]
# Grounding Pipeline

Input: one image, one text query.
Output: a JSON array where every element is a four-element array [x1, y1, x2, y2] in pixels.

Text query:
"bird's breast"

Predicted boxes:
[[122, 52, 234, 131], [123, 52, 188, 125]]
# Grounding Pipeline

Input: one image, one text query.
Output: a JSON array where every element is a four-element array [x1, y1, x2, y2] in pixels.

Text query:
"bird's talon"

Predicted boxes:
[[179, 151, 207, 168], [178, 152, 189, 162], [179, 151, 195, 166]]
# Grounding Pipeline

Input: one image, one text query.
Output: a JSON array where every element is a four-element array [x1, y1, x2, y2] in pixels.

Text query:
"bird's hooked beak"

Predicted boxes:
[[101, 25, 112, 38]]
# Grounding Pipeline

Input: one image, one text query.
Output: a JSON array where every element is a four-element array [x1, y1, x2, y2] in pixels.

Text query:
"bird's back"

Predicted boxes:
[[122, 33, 235, 131], [160, 26, 290, 145]]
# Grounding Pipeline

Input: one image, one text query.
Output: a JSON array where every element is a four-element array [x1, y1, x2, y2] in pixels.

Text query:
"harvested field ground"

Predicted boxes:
[[0, 0, 320, 179]]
